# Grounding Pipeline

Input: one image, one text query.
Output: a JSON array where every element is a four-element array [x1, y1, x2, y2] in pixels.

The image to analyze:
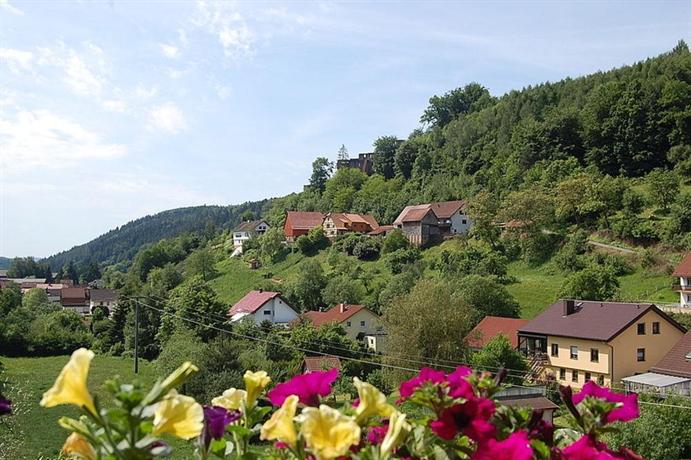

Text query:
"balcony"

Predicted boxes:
[[672, 284, 691, 293]]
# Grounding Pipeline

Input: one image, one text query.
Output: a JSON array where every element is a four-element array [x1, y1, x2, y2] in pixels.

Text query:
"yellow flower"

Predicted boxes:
[[161, 361, 199, 393], [260, 394, 298, 447], [296, 405, 361, 460], [380, 410, 410, 460], [211, 388, 247, 410], [40, 348, 96, 415], [244, 370, 271, 406], [353, 377, 395, 422], [152, 391, 204, 440], [62, 432, 96, 460]]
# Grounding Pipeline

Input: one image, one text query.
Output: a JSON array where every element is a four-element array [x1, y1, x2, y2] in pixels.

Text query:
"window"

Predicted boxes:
[[585, 372, 592, 381], [462, 219, 467, 224], [637, 348, 646, 362], [572, 370, 579, 383], [346, 321, 351, 327], [360, 320, 366, 327], [590, 348, 599, 363], [597, 375, 605, 385], [570, 346, 578, 360], [653, 322, 660, 334], [551, 343, 559, 357], [637, 323, 645, 335], [263, 310, 271, 316], [559, 368, 566, 380]]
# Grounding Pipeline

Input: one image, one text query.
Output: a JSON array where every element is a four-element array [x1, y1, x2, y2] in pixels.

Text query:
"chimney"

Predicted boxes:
[[258, 288, 263, 293], [339, 303, 347, 313], [562, 299, 576, 316]]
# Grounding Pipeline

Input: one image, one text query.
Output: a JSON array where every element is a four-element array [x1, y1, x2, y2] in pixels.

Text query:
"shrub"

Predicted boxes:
[[352, 238, 381, 261], [384, 248, 420, 274], [559, 264, 619, 300], [296, 227, 330, 256], [381, 229, 409, 254]]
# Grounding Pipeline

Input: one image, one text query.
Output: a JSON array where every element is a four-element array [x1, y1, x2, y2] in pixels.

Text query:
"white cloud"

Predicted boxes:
[[102, 99, 127, 112], [160, 43, 180, 58], [0, 48, 33, 73], [0, 0, 23, 15], [215, 85, 231, 99], [148, 102, 186, 134], [193, 1, 254, 58], [36, 44, 108, 97], [135, 84, 158, 99], [0, 108, 126, 173], [64, 53, 104, 95]]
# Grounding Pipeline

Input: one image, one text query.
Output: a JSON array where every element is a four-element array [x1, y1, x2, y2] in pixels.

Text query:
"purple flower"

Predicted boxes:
[[0, 395, 11, 416], [572, 381, 639, 424], [398, 367, 446, 401], [202, 405, 240, 445], [472, 431, 533, 460], [561, 435, 643, 460], [267, 368, 339, 407], [429, 397, 495, 442], [366, 424, 389, 445]]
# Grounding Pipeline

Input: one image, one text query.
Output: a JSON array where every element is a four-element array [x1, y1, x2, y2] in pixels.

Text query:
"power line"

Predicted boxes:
[[126, 297, 691, 410]]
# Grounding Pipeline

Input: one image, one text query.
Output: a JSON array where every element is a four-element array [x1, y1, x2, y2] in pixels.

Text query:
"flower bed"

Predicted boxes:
[[7, 348, 643, 459]]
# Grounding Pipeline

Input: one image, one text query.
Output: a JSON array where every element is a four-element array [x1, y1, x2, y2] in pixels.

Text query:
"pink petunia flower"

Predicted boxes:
[[561, 435, 643, 460], [472, 431, 533, 460], [429, 397, 496, 442], [572, 381, 639, 423], [267, 368, 339, 407], [366, 424, 389, 445], [447, 366, 474, 399], [399, 367, 446, 400]]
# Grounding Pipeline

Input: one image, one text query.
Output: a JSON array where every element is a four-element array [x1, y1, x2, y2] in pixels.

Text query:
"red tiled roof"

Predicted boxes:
[[368, 225, 394, 236], [61, 287, 88, 301], [303, 356, 342, 372], [393, 205, 436, 225], [228, 290, 281, 316], [303, 304, 369, 326], [465, 316, 529, 349], [393, 200, 466, 225], [650, 331, 691, 379], [285, 211, 325, 230], [518, 300, 685, 342], [673, 253, 691, 277], [327, 213, 379, 231], [429, 200, 466, 219]]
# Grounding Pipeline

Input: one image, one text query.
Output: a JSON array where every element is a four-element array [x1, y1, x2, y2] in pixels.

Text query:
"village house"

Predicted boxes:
[[393, 200, 472, 246], [232, 220, 270, 252], [35, 283, 70, 303], [228, 290, 299, 326], [336, 152, 374, 175], [494, 386, 559, 424], [465, 316, 529, 351], [322, 213, 379, 239], [60, 287, 90, 315], [302, 356, 342, 373], [303, 303, 384, 348], [517, 299, 686, 388], [89, 289, 119, 316], [673, 252, 691, 307], [622, 331, 691, 396], [283, 211, 325, 242]]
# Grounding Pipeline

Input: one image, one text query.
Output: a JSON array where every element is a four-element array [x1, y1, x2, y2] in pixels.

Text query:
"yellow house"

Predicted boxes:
[[517, 300, 686, 388], [303, 304, 384, 345]]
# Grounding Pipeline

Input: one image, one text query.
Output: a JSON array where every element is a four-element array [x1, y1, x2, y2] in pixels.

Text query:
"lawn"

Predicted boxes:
[[0, 355, 192, 459]]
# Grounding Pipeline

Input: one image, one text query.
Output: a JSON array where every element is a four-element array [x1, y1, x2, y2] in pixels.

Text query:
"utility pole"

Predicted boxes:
[[134, 299, 140, 374]]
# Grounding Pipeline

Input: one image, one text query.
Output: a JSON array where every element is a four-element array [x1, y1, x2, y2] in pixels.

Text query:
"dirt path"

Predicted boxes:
[[587, 240, 637, 254]]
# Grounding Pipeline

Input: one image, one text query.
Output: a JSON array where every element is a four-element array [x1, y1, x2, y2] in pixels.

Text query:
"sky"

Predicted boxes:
[[0, 1, 689, 258]]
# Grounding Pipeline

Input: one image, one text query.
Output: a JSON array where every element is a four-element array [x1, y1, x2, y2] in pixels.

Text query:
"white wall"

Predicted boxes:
[[243, 296, 299, 325], [450, 210, 473, 234]]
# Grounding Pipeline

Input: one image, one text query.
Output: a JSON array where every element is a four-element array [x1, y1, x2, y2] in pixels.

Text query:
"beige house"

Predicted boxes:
[[673, 252, 691, 307], [322, 213, 379, 239], [518, 300, 686, 388], [303, 304, 384, 346]]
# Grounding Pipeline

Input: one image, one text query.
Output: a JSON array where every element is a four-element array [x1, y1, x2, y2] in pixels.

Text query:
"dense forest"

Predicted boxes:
[[42, 202, 267, 270]]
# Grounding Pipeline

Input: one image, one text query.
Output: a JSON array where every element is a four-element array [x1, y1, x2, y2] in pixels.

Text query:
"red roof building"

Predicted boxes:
[[673, 253, 691, 307], [303, 304, 383, 343], [323, 212, 379, 238], [228, 290, 299, 325], [392, 200, 471, 247], [302, 356, 342, 373], [465, 316, 529, 349], [284, 211, 325, 241], [650, 331, 691, 379]]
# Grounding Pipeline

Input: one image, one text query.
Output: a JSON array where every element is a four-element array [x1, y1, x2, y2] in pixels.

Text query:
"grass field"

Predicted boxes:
[[0, 355, 192, 459]]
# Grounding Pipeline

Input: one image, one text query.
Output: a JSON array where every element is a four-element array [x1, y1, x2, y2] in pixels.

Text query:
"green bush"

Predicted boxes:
[[381, 229, 409, 254], [353, 238, 381, 261]]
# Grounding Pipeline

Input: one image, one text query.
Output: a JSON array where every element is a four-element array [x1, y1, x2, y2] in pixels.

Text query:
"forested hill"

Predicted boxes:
[[43, 202, 267, 269], [0, 257, 10, 270]]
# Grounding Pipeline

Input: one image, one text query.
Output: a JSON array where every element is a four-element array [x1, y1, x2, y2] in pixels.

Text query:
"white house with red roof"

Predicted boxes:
[[228, 290, 299, 325], [303, 303, 384, 346]]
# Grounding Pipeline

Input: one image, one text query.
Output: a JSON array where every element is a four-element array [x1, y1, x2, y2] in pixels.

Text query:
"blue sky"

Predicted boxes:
[[0, 0, 689, 258]]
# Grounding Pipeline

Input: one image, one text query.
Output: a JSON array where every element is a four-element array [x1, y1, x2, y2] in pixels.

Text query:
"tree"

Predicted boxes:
[[454, 275, 520, 319], [296, 227, 329, 256], [80, 260, 101, 284], [240, 209, 256, 221], [647, 169, 680, 211], [559, 264, 619, 301], [394, 140, 418, 179], [322, 275, 366, 306], [185, 248, 217, 281], [381, 229, 409, 254], [337, 144, 349, 161], [260, 227, 287, 263], [7, 257, 52, 280], [285, 260, 326, 311], [471, 335, 528, 384], [63, 260, 79, 283], [352, 238, 381, 261], [466, 191, 501, 246], [383, 279, 477, 385], [421, 83, 494, 127], [309, 157, 333, 193], [0, 282, 21, 317], [21, 288, 50, 310], [372, 136, 400, 179]]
